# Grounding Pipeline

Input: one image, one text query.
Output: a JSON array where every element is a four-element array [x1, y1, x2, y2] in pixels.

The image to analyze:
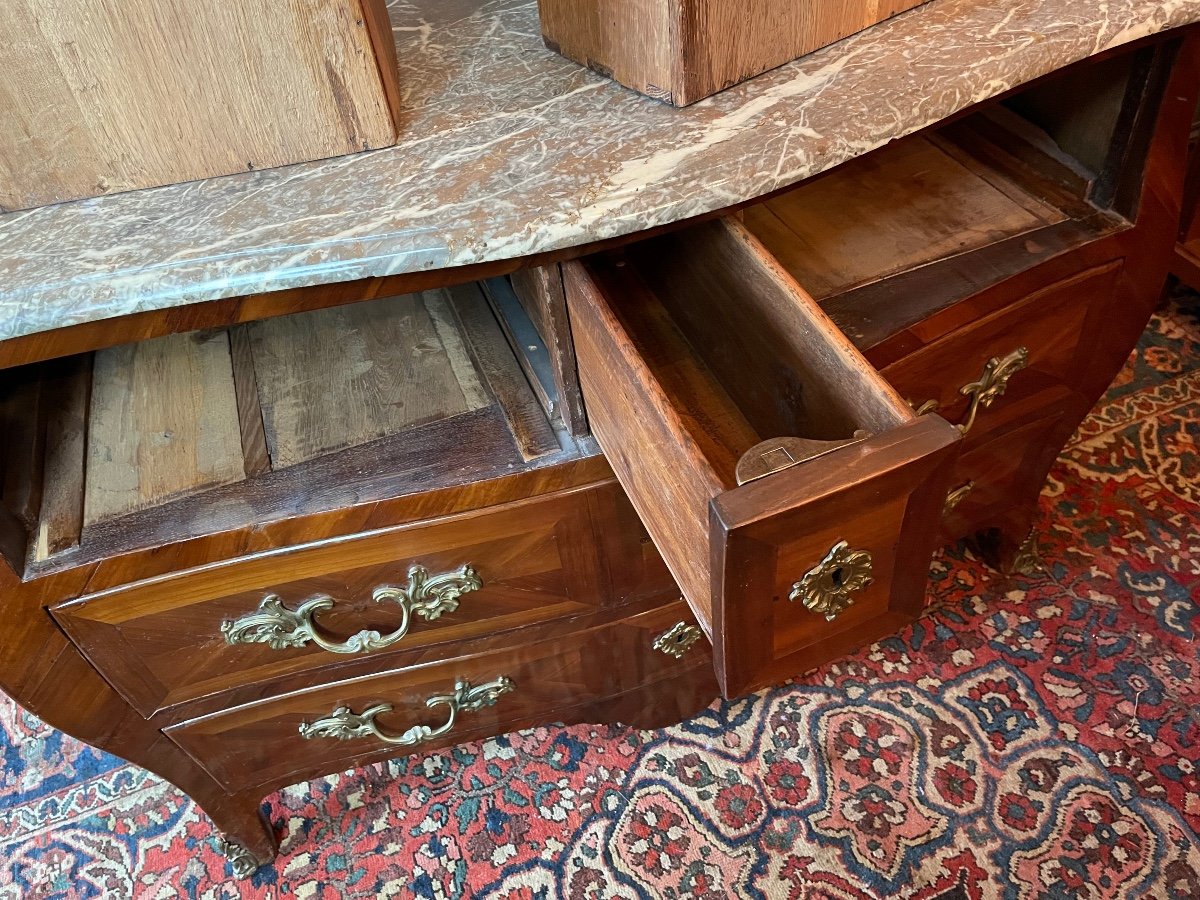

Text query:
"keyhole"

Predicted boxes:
[[830, 566, 846, 587]]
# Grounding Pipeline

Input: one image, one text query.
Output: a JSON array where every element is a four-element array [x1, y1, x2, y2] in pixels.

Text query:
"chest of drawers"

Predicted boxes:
[[0, 25, 1194, 879]]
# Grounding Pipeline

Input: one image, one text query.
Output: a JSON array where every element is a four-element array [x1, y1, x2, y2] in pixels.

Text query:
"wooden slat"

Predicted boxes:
[[228, 328, 271, 477], [248, 293, 489, 469], [508, 266, 589, 436], [449, 284, 561, 461], [35, 355, 92, 560], [0, 0, 398, 211], [86, 331, 246, 525]]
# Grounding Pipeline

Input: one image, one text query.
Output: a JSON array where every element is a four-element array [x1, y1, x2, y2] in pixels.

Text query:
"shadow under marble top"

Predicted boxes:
[[0, 0, 1196, 342]]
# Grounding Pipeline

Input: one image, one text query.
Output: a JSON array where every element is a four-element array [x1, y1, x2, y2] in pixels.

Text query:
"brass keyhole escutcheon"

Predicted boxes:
[[653, 621, 703, 659], [789, 540, 874, 621]]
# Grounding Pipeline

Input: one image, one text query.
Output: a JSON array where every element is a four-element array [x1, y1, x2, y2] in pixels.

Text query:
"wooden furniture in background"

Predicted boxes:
[[0, 28, 1194, 879], [536, 0, 929, 105], [0, 0, 401, 211]]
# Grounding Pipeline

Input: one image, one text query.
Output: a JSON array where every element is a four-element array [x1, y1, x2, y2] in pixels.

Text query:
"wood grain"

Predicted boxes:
[[564, 217, 960, 695], [248, 292, 488, 469], [539, 0, 930, 106], [881, 261, 1122, 446], [85, 330, 246, 525], [501, 268, 589, 436], [0, 368, 44, 529], [0, 0, 399, 211], [0, 33, 1191, 874], [711, 416, 959, 694], [164, 600, 713, 793], [54, 483, 629, 716], [227, 328, 271, 478], [628, 219, 912, 443], [743, 136, 1063, 300], [35, 356, 92, 560]]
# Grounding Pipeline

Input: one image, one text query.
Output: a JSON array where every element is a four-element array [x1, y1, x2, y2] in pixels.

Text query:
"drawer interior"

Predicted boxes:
[[744, 42, 1171, 355], [588, 219, 913, 488], [565, 217, 960, 694], [0, 282, 582, 578]]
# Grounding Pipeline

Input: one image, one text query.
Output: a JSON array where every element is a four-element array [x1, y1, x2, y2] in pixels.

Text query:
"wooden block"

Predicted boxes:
[[538, 0, 931, 106], [86, 331, 246, 525], [248, 293, 491, 469], [0, 0, 400, 211]]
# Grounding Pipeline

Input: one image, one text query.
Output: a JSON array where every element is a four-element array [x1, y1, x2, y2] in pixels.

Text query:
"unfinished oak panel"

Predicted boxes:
[[564, 217, 961, 695], [85, 331, 246, 526], [26, 283, 572, 576], [0, 0, 399, 211], [538, 0, 929, 106], [247, 292, 489, 469]]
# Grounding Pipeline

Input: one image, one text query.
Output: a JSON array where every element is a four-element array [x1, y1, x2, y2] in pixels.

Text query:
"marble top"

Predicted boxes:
[[1, 0, 1196, 342]]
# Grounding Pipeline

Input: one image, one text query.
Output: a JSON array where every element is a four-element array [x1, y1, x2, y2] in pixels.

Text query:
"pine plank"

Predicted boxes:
[[85, 331, 245, 525], [248, 293, 490, 469]]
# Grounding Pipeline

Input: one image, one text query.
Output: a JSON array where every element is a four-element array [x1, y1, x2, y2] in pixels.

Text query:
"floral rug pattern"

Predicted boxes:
[[2, 290, 1198, 899]]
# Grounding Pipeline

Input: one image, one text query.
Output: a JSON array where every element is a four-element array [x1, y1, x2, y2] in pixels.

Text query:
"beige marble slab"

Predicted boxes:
[[0, 0, 1196, 342]]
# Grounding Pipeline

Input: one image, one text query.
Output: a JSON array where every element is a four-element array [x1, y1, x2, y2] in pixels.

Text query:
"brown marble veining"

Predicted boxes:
[[0, 0, 1196, 341]]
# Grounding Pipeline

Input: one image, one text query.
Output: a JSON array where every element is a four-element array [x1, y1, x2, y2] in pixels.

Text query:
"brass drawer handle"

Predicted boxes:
[[789, 540, 874, 621], [298, 676, 515, 746], [914, 347, 1029, 435], [221, 564, 482, 654], [943, 480, 975, 515]]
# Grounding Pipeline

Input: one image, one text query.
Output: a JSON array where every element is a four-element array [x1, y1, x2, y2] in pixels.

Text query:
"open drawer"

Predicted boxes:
[[563, 219, 961, 696]]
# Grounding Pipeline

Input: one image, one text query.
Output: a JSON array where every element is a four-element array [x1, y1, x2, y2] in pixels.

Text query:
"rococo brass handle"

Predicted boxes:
[[943, 480, 975, 516], [789, 540, 874, 621], [220, 564, 482, 654], [913, 347, 1029, 435], [298, 676, 515, 746]]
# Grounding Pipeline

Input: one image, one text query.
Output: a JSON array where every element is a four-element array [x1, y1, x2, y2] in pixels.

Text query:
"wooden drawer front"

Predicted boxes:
[[938, 391, 1080, 543], [880, 261, 1122, 446], [53, 485, 644, 717], [165, 601, 714, 793], [564, 218, 961, 697]]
